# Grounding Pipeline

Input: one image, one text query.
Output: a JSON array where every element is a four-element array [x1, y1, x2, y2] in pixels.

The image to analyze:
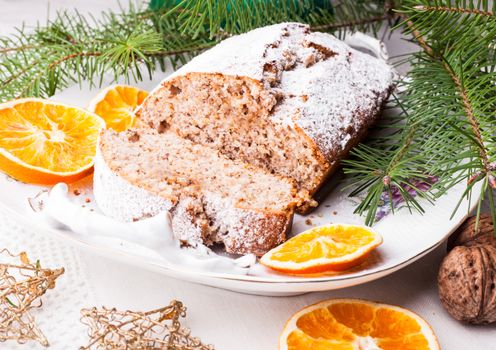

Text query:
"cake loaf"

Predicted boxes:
[[94, 23, 395, 256], [136, 22, 395, 212]]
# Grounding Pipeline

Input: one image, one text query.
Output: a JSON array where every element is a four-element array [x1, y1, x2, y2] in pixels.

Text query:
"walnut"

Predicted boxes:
[[438, 215, 496, 324], [447, 214, 496, 250]]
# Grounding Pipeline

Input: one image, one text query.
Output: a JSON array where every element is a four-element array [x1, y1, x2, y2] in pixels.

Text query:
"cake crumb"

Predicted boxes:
[[85, 198, 91, 203], [305, 218, 313, 225], [73, 189, 81, 196], [333, 211, 337, 215]]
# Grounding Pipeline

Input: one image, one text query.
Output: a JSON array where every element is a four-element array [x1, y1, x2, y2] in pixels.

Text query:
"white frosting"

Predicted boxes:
[[38, 183, 257, 274]]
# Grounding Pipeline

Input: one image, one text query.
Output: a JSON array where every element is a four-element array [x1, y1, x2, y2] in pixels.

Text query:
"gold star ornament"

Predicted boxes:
[[80, 300, 214, 349], [0, 249, 64, 347]]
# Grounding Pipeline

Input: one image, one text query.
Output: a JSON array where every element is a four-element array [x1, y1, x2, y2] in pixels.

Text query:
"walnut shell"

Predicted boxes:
[[447, 215, 495, 250], [439, 216, 496, 324]]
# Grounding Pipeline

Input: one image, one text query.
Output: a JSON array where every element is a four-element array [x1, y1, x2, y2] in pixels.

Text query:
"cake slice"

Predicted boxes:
[[136, 22, 395, 212], [94, 129, 302, 256]]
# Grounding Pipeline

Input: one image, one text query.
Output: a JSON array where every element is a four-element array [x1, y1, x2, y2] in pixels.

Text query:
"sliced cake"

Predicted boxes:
[[94, 129, 303, 256]]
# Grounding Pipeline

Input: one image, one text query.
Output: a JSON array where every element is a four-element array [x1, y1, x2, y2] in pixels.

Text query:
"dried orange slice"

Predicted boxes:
[[280, 299, 440, 350], [0, 98, 105, 185], [260, 224, 382, 274], [88, 84, 148, 132]]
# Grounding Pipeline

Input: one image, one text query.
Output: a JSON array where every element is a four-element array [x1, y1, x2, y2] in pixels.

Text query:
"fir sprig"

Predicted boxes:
[[164, 0, 392, 38], [0, 3, 215, 102], [0, 1, 392, 103], [165, 0, 312, 38], [344, 0, 496, 227]]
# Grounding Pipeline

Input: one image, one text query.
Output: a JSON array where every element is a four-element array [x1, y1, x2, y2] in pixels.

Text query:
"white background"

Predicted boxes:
[[0, 1, 495, 349]]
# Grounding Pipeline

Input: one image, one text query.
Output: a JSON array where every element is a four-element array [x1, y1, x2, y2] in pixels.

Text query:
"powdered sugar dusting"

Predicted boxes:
[[203, 191, 290, 256], [162, 22, 394, 160], [167, 24, 285, 82], [170, 196, 208, 247], [93, 149, 172, 222], [279, 31, 394, 158]]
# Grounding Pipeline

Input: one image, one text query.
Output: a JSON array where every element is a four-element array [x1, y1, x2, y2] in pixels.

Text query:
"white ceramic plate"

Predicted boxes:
[[0, 75, 480, 295], [0, 164, 479, 296]]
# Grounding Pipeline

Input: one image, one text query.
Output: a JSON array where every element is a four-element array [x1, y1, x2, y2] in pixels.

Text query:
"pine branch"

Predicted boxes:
[[310, 13, 389, 32], [0, 0, 393, 103], [401, 7, 493, 173], [400, 2, 496, 228], [47, 52, 102, 69], [311, 0, 394, 36], [401, 0, 496, 50], [344, 0, 496, 227], [0, 45, 37, 53], [343, 95, 434, 225], [413, 5, 494, 17], [165, 0, 313, 37], [445, 61, 491, 172], [0, 4, 215, 102], [162, 0, 396, 39]]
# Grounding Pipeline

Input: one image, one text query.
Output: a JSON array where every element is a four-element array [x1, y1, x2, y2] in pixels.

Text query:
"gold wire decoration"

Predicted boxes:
[[0, 248, 65, 347], [80, 299, 214, 350]]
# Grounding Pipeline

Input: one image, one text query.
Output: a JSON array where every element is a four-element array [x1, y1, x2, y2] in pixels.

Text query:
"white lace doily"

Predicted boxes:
[[0, 209, 97, 349]]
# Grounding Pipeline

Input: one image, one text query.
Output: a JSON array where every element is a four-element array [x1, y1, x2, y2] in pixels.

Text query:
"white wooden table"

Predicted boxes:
[[1, 1, 495, 349]]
